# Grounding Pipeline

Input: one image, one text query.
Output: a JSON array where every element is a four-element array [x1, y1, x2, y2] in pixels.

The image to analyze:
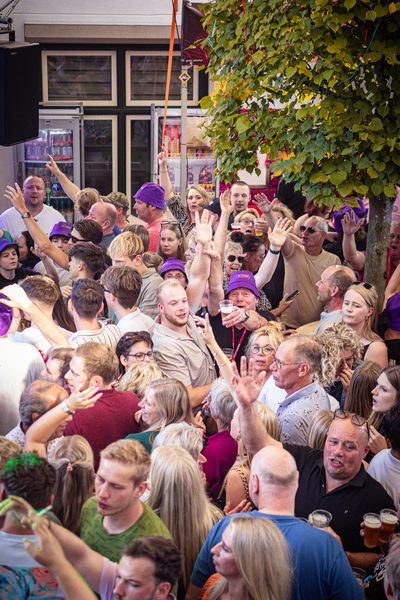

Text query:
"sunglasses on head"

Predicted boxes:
[[350, 282, 372, 290], [300, 225, 319, 234], [226, 255, 245, 263], [333, 409, 370, 436]]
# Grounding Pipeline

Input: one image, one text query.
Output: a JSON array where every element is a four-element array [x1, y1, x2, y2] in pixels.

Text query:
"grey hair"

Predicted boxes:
[[285, 335, 322, 375], [385, 535, 400, 600], [224, 241, 244, 255], [313, 216, 328, 232], [210, 378, 236, 431], [152, 422, 203, 461], [19, 381, 56, 428]]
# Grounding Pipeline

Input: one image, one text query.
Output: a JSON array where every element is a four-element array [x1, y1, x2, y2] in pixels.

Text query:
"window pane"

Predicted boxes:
[[130, 56, 193, 101], [47, 55, 112, 101], [130, 119, 151, 199], [84, 120, 113, 195]]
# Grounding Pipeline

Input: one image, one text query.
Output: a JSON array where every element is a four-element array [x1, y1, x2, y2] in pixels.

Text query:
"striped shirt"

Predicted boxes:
[[69, 323, 121, 349]]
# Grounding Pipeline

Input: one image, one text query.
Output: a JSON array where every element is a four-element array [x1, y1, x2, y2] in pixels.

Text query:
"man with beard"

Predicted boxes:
[[314, 265, 356, 333], [152, 279, 216, 408], [64, 342, 139, 470]]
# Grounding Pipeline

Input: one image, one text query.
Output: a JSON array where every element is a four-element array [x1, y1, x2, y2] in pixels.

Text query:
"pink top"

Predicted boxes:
[[146, 218, 165, 252]]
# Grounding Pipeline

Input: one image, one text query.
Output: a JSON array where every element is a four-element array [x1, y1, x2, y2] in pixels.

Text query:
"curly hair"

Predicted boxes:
[[315, 323, 363, 388]]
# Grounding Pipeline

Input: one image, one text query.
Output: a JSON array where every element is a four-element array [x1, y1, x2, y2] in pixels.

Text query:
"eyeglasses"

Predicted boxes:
[[338, 356, 355, 369], [226, 255, 245, 264], [250, 345, 274, 356], [300, 226, 319, 234], [350, 282, 373, 290], [127, 351, 154, 362], [272, 356, 305, 370], [240, 218, 255, 226], [333, 409, 370, 436]]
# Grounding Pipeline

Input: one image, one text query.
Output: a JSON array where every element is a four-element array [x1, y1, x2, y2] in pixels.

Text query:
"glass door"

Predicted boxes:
[[83, 116, 118, 195], [126, 115, 152, 216]]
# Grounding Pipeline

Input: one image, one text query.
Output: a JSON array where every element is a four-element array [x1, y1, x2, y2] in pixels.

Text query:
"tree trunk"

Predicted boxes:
[[363, 194, 395, 312]]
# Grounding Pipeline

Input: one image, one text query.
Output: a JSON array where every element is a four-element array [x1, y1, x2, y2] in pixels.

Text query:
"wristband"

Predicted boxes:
[[269, 248, 281, 255], [61, 399, 75, 415]]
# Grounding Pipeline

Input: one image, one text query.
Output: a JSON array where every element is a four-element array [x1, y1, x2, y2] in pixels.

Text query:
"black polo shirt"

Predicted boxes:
[[209, 309, 276, 369], [286, 444, 396, 554]]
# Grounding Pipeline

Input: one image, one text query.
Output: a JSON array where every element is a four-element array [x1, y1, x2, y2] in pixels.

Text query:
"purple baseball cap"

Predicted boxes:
[[0, 292, 13, 337], [49, 222, 73, 239], [333, 198, 368, 235], [134, 183, 165, 210], [226, 270, 260, 298], [0, 238, 18, 254], [386, 293, 400, 331], [160, 257, 186, 278]]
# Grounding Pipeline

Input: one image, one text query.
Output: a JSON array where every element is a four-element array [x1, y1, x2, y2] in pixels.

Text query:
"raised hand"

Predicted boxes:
[[202, 240, 220, 261], [157, 146, 168, 170], [31, 243, 48, 260], [0, 284, 33, 313], [231, 357, 267, 407], [342, 210, 364, 236], [198, 313, 218, 347], [46, 155, 62, 177], [4, 182, 27, 215], [193, 209, 213, 246], [369, 425, 388, 455], [66, 381, 103, 412], [268, 217, 293, 249], [220, 189, 233, 215], [254, 192, 277, 214]]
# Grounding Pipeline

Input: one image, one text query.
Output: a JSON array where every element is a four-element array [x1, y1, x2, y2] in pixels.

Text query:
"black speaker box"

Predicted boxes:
[[0, 41, 40, 146]]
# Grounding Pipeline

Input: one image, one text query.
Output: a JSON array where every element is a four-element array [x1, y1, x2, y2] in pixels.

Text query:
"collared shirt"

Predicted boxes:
[[276, 381, 332, 445], [152, 315, 216, 387], [135, 268, 163, 320], [314, 308, 343, 334], [287, 444, 396, 553]]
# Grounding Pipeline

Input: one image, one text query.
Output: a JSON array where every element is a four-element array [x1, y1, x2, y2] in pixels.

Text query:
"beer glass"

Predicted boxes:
[[363, 513, 382, 548], [310, 510, 332, 528], [379, 509, 398, 544]]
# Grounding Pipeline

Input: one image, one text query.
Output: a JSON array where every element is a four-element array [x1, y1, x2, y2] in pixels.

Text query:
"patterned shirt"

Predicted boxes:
[[276, 381, 332, 445], [165, 192, 195, 235]]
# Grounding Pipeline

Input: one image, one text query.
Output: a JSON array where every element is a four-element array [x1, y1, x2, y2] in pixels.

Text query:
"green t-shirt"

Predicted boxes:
[[125, 430, 159, 454], [80, 497, 172, 562]]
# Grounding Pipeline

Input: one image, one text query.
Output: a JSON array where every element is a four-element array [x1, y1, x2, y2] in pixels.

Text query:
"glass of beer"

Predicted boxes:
[[254, 218, 265, 236], [352, 567, 366, 586], [219, 300, 234, 315], [379, 509, 398, 544], [310, 510, 332, 528], [363, 513, 382, 548]]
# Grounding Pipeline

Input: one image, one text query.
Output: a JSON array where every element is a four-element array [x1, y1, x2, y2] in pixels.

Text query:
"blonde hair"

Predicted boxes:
[[74, 343, 119, 386], [148, 445, 223, 590], [100, 438, 151, 487], [314, 323, 363, 388], [224, 241, 244, 256], [146, 378, 194, 432], [245, 322, 284, 360], [107, 231, 144, 260], [344, 283, 381, 342], [272, 203, 295, 224], [152, 422, 203, 462], [0, 437, 22, 476], [306, 410, 334, 450], [185, 185, 209, 222], [51, 436, 94, 536], [119, 363, 165, 399], [237, 402, 279, 468], [208, 516, 292, 600], [157, 277, 184, 305], [142, 252, 163, 270], [234, 208, 259, 223]]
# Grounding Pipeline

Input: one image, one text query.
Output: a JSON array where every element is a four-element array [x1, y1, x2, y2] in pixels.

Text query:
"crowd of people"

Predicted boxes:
[[0, 148, 400, 600]]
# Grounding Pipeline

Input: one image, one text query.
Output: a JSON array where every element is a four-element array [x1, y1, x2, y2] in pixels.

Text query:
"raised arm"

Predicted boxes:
[[213, 189, 233, 262], [46, 155, 80, 203], [24, 383, 102, 457], [4, 183, 69, 270], [254, 217, 292, 288], [158, 146, 174, 199], [207, 243, 225, 317], [384, 262, 400, 308], [231, 357, 282, 454], [254, 194, 293, 256], [0, 284, 70, 348], [342, 211, 366, 272], [32, 245, 60, 283], [199, 313, 235, 395], [186, 210, 213, 308], [0, 497, 103, 593]]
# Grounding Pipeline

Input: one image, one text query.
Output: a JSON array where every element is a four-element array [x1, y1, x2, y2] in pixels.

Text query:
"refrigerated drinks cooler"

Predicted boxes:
[[14, 108, 83, 223]]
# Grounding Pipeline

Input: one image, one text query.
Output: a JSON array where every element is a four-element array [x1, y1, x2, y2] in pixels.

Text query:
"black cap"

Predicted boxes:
[[199, 200, 221, 217]]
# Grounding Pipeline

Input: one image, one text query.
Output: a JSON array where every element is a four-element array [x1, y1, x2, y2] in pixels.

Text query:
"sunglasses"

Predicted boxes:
[[300, 226, 319, 234], [70, 235, 86, 244], [350, 282, 373, 290], [333, 409, 370, 436], [226, 255, 245, 263]]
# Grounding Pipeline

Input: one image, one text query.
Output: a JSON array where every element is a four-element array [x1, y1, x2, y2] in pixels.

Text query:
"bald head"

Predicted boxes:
[[251, 446, 298, 489], [325, 266, 356, 298], [88, 202, 118, 234]]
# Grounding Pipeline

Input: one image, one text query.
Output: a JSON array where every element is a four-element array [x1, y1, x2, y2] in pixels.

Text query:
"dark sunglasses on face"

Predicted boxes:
[[300, 226, 319, 234], [226, 255, 245, 263], [70, 235, 86, 244]]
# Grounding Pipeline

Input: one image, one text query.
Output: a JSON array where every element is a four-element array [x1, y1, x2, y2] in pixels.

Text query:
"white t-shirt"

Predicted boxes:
[[69, 323, 121, 349], [117, 309, 154, 336], [0, 205, 65, 240], [8, 326, 73, 356], [34, 260, 72, 289], [0, 338, 45, 436], [257, 375, 287, 413], [368, 449, 400, 508]]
